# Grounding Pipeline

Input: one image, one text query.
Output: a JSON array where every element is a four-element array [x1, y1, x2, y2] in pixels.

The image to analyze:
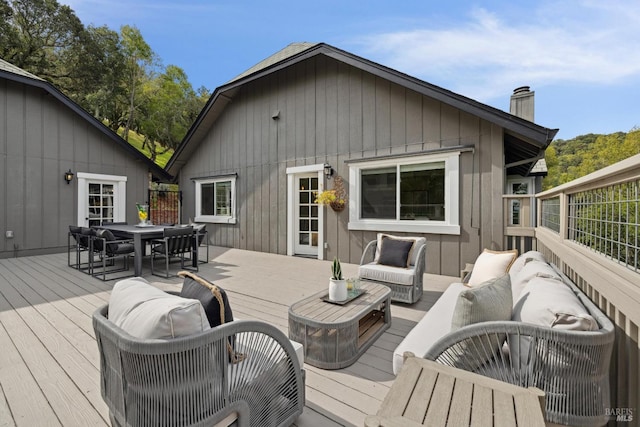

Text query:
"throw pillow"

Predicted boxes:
[[374, 233, 426, 266], [467, 249, 518, 287], [178, 271, 234, 328], [109, 277, 209, 340], [448, 274, 512, 370], [178, 271, 243, 363], [377, 236, 414, 268]]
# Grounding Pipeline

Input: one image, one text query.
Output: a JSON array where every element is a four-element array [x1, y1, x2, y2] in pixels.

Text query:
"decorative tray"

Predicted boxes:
[[321, 289, 366, 305]]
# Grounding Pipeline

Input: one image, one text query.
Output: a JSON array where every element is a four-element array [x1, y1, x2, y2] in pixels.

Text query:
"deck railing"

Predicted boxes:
[[507, 154, 640, 422]]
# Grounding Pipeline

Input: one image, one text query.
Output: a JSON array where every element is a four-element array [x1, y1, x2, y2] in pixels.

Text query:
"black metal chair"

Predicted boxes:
[[90, 229, 135, 281], [192, 223, 209, 264], [150, 226, 198, 277], [68, 226, 97, 272]]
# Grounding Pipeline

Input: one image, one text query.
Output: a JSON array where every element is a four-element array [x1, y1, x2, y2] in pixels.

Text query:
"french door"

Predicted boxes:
[[76, 172, 127, 227], [294, 175, 320, 256]]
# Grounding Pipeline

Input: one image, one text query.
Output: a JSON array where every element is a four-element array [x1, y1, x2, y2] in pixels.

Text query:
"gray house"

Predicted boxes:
[[0, 58, 170, 259], [167, 43, 558, 276]]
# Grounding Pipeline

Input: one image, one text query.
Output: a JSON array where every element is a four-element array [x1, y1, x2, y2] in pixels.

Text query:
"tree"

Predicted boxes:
[[138, 65, 208, 162], [82, 25, 128, 130], [3, 0, 84, 86], [120, 25, 155, 141]]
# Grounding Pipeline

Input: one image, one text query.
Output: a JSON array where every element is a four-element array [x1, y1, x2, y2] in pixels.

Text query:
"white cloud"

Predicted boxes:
[[356, 1, 640, 101]]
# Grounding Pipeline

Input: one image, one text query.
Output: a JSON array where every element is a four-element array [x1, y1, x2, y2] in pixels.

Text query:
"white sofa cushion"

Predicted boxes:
[[513, 276, 597, 331], [510, 260, 562, 305], [109, 277, 209, 340], [374, 233, 426, 267], [509, 250, 547, 277], [359, 262, 416, 286], [467, 249, 518, 287], [392, 282, 467, 375]]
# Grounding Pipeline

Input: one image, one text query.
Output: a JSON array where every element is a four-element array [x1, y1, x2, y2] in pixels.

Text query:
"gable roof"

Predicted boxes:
[[0, 58, 171, 181], [166, 42, 558, 177]]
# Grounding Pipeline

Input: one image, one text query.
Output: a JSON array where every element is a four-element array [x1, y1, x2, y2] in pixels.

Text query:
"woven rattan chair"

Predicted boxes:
[[93, 303, 305, 427], [423, 273, 614, 427], [358, 238, 426, 304]]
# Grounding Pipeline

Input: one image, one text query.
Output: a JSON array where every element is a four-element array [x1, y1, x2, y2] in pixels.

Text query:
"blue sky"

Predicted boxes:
[[63, 0, 639, 140]]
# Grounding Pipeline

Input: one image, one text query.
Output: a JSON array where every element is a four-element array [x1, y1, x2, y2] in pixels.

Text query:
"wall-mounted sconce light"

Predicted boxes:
[[64, 169, 74, 184], [323, 163, 333, 179]]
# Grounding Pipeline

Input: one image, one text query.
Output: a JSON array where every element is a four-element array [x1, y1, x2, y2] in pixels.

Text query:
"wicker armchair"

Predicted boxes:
[[358, 239, 426, 304], [423, 276, 614, 427], [93, 304, 305, 427]]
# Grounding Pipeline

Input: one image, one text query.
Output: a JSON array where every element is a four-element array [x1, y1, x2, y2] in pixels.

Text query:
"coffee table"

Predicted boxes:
[[288, 282, 391, 369]]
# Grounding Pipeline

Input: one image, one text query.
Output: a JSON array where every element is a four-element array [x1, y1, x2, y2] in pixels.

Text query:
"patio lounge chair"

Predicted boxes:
[[92, 283, 305, 426], [358, 234, 426, 303]]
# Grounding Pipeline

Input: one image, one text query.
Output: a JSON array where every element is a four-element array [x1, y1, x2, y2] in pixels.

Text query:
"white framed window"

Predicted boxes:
[[348, 153, 460, 234], [194, 175, 237, 224]]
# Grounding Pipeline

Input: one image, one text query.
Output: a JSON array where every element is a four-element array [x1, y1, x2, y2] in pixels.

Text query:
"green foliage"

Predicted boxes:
[[1, 1, 209, 168], [543, 128, 640, 190], [331, 257, 343, 280]]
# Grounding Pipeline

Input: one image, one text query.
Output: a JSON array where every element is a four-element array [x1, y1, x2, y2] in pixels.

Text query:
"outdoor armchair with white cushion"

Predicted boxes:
[[93, 304, 305, 427], [358, 234, 426, 303]]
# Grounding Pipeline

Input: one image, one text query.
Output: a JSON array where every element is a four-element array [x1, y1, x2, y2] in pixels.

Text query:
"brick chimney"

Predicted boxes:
[[510, 86, 534, 122]]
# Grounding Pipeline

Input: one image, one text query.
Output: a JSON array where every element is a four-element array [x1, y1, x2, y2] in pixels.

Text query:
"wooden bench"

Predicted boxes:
[[365, 354, 546, 427]]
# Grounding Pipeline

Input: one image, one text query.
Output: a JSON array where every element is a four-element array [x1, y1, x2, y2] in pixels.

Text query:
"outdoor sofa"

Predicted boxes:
[[93, 275, 305, 427], [392, 249, 614, 427]]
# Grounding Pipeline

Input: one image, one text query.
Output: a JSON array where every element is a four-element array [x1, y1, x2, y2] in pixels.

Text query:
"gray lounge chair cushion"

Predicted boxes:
[[377, 236, 414, 268], [109, 277, 209, 339]]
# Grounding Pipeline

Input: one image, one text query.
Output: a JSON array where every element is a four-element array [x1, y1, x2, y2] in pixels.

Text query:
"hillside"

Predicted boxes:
[[543, 128, 640, 190]]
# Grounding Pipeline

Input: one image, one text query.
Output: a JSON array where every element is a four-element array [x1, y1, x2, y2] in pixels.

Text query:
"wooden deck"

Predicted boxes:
[[0, 247, 455, 427]]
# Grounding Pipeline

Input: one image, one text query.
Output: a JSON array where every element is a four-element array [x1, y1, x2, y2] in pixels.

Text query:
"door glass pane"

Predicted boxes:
[[361, 167, 396, 219], [300, 219, 309, 231], [310, 177, 318, 190], [299, 234, 309, 245], [311, 233, 318, 247], [300, 192, 309, 204], [400, 162, 445, 221], [299, 178, 309, 191], [300, 206, 309, 217]]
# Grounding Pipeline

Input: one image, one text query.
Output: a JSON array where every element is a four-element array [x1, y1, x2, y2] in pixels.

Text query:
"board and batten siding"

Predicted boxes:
[[0, 79, 150, 258], [180, 56, 505, 276]]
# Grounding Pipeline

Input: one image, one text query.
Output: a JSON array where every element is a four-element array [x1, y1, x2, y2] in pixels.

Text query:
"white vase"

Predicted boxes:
[[329, 279, 348, 301]]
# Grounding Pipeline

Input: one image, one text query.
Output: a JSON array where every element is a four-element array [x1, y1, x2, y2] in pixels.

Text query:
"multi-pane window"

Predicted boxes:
[[195, 176, 236, 223], [349, 153, 460, 235]]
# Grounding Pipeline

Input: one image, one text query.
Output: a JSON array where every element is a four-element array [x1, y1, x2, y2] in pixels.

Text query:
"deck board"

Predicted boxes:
[[0, 248, 454, 426]]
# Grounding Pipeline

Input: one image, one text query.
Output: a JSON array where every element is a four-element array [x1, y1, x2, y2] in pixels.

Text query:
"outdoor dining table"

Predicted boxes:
[[98, 224, 198, 276]]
